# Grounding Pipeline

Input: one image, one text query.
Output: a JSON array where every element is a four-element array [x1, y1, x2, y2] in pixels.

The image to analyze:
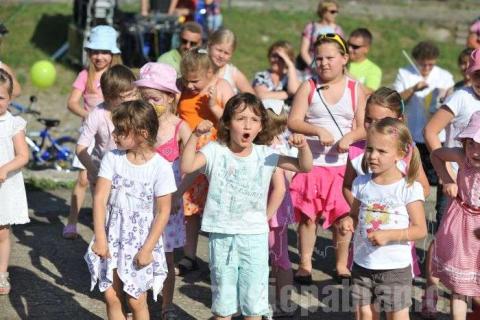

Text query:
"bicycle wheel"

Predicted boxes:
[[48, 136, 77, 171]]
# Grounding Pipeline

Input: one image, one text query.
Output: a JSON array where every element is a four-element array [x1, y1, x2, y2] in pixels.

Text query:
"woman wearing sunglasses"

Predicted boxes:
[[288, 33, 366, 285], [298, 1, 344, 75]]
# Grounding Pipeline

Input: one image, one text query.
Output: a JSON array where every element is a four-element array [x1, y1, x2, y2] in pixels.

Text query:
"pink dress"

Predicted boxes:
[[155, 120, 186, 253], [432, 158, 480, 296]]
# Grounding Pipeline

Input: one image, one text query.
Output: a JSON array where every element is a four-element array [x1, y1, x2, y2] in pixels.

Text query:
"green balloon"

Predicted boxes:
[[30, 60, 56, 89]]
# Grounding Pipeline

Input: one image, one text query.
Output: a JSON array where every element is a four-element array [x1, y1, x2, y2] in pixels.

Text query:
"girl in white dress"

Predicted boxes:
[[0, 68, 29, 294], [85, 100, 176, 318]]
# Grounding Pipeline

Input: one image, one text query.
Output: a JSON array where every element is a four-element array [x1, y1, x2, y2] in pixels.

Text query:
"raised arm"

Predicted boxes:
[[277, 133, 312, 172], [180, 121, 211, 174]]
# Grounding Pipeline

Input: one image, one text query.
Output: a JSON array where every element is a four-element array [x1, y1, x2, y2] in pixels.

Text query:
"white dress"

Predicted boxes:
[[0, 111, 29, 225], [84, 150, 177, 300]]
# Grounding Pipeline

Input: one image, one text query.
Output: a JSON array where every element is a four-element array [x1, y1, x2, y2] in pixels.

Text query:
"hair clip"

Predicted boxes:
[[196, 48, 208, 54]]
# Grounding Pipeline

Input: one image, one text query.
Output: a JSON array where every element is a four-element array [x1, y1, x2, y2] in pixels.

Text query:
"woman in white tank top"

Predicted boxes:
[[288, 33, 367, 284]]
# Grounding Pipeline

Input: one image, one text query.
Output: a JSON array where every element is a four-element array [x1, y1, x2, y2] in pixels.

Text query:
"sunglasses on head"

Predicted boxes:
[[181, 38, 199, 47], [317, 33, 347, 53]]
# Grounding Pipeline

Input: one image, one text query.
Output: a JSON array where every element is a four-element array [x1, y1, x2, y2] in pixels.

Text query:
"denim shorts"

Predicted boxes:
[[209, 232, 269, 317], [351, 263, 412, 313]]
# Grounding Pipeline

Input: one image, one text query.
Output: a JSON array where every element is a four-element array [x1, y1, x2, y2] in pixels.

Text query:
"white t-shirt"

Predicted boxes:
[[443, 86, 480, 148], [200, 142, 279, 234], [352, 174, 424, 270], [393, 65, 454, 143], [99, 150, 177, 197]]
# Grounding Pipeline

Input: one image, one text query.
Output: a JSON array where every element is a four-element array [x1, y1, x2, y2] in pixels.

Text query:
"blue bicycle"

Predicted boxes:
[[9, 96, 77, 171]]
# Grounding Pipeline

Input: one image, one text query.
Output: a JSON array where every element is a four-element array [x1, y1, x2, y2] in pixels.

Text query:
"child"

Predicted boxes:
[[265, 104, 295, 318], [342, 117, 427, 320], [208, 28, 255, 94], [175, 47, 233, 275], [85, 100, 176, 318], [181, 93, 313, 320], [134, 62, 192, 319], [423, 48, 480, 318], [288, 33, 366, 284], [431, 111, 480, 320], [341, 87, 430, 280], [0, 69, 29, 294], [64, 25, 122, 239], [76, 64, 138, 188]]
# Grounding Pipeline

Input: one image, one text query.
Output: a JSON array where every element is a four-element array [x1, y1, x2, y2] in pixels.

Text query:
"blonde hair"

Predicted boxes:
[[266, 109, 288, 138], [366, 87, 405, 121], [87, 54, 122, 92], [317, 1, 339, 18], [208, 28, 237, 51], [180, 48, 214, 76], [362, 117, 420, 185]]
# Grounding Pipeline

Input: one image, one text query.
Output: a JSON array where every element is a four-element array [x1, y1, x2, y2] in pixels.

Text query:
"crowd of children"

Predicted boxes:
[[1, 1, 480, 319]]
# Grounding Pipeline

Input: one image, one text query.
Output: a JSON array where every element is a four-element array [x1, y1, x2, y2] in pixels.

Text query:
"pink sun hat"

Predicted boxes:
[[134, 62, 180, 94], [466, 48, 480, 75], [456, 110, 480, 143]]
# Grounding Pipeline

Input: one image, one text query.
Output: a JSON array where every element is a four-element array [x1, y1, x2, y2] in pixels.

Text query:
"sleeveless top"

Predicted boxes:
[[222, 64, 237, 94], [156, 120, 183, 162], [306, 76, 358, 167]]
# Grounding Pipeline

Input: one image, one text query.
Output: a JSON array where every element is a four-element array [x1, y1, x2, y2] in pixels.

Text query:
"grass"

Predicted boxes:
[[0, 3, 464, 96]]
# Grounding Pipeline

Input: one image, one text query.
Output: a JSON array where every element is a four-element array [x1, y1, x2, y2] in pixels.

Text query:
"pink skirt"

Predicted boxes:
[[290, 165, 350, 229], [432, 198, 480, 296]]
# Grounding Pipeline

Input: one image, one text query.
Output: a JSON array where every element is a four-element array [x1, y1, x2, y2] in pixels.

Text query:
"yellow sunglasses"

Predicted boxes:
[[316, 33, 347, 53]]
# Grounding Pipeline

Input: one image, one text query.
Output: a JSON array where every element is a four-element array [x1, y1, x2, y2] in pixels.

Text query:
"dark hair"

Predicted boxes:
[[314, 34, 349, 55], [349, 28, 373, 45], [458, 47, 474, 65], [217, 93, 274, 146], [100, 65, 136, 102], [412, 41, 439, 61], [366, 87, 404, 120], [181, 21, 203, 36], [267, 40, 295, 62], [111, 100, 159, 147], [0, 68, 13, 97]]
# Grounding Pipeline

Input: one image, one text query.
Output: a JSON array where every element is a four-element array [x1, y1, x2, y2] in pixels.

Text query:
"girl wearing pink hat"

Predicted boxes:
[[430, 111, 480, 319], [135, 62, 192, 320]]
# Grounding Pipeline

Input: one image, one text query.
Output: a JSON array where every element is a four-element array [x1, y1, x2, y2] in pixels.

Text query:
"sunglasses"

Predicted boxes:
[[348, 42, 364, 50], [180, 38, 199, 47], [317, 33, 347, 53], [328, 10, 339, 14]]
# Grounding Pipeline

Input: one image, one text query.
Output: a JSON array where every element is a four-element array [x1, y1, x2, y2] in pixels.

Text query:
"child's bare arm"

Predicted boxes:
[[91, 177, 112, 258], [135, 194, 172, 268], [267, 169, 286, 220], [180, 121, 210, 174], [234, 69, 255, 94], [277, 134, 313, 172], [430, 147, 464, 186], [208, 80, 234, 120], [67, 88, 89, 119], [342, 159, 357, 207], [416, 160, 430, 197], [337, 91, 367, 153], [0, 130, 29, 182]]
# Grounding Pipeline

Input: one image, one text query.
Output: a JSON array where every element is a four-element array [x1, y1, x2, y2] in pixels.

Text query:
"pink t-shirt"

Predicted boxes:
[[72, 70, 104, 112], [77, 103, 116, 169]]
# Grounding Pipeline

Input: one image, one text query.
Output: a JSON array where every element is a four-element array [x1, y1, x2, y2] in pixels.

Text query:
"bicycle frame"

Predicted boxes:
[[29, 128, 73, 165]]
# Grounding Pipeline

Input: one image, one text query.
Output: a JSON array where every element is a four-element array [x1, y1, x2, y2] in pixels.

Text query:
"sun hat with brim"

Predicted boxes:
[[456, 110, 480, 143], [84, 25, 121, 54], [134, 62, 180, 94], [466, 48, 480, 75]]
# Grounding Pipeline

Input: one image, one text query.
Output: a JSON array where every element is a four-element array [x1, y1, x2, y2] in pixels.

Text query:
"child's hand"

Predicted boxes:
[[0, 167, 7, 183], [336, 136, 352, 153], [288, 133, 308, 149], [134, 248, 153, 269], [367, 230, 390, 246], [195, 120, 213, 136], [207, 84, 217, 110], [316, 127, 334, 146], [92, 238, 110, 259], [442, 182, 458, 198], [276, 49, 294, 67], [339, 216, 355, 234]]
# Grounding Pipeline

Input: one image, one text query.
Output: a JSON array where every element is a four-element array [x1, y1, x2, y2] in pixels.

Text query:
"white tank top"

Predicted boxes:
[[222, 64, 237, 94], [306, 77, 358, 166]]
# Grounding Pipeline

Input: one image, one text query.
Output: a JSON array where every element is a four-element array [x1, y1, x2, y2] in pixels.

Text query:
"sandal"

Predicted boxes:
[[420, 293, 438, 319], [334, 271, 351, 285], [293, 273, 312, 285], [175, 256, 199, 276], [62, 224, 78, 239], [162, 306, 178, 320], [0, 272, 10, 295]]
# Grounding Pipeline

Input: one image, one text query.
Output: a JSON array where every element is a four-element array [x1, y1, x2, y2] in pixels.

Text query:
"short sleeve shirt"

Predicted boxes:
[[347, 59, 382, 91], [199, 142, 279, 234], [352, 174, 424, 270], [72, 70, 103, 112]]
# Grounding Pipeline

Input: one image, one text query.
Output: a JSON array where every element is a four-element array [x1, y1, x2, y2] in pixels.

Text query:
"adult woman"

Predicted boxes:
[[288, 33, 366, 284], [298, 1, 344, 74]]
